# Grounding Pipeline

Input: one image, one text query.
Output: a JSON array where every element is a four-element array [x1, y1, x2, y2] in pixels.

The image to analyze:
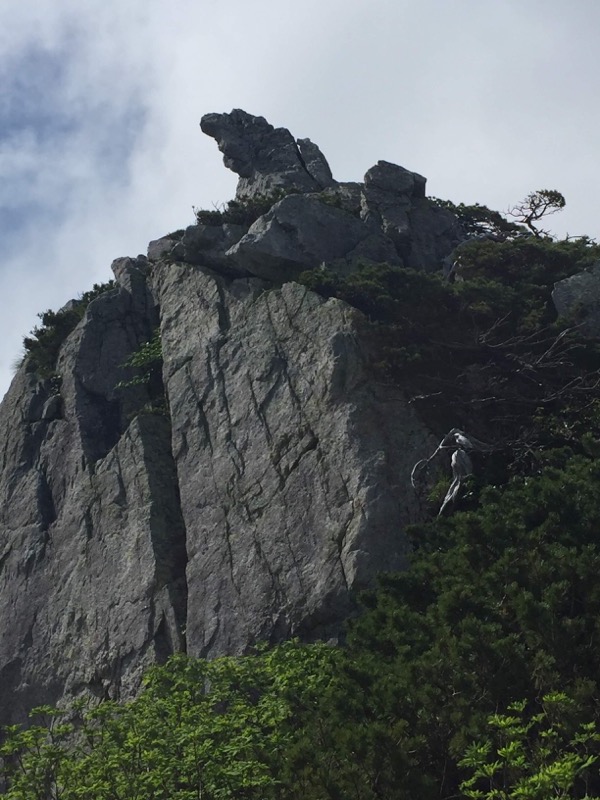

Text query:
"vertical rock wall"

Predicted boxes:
[[0, 260, 434, 722], [0, 109, 457, 722]]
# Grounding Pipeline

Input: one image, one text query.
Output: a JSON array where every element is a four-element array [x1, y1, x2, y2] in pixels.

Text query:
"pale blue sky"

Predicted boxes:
[[1, 0, 599, 396]]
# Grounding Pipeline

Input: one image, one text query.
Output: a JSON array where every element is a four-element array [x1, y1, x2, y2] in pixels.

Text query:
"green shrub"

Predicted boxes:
[[116, 327, 162, 389], [116, 327, 168, 418], [300, 236, 600, 478], [0, 642, 342, 800], [23, 281, 116, 378], [459, 693, 600, 799], [194, 188, 298, 228], [429, 197, 525, 238]]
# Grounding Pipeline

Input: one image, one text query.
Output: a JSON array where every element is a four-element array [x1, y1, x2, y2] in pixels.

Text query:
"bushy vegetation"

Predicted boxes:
[[116, 327, 167, 416], [459, 693, 600, 799], [116, 327, 163, 389], [299, 233, 600, 479], [4, 448, 600, 798], [22, 281, 116, 378], [194, 188, 297, 227], [429, 197, 526, 238]]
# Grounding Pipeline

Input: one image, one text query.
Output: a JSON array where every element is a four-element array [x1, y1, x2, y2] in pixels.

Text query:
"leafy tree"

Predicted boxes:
[[507, 190, 566, 238], [343, 451, 600, 797], [459, 693, 600, 799], [429, 198, 525, 239], [0, 642, 343, 800]]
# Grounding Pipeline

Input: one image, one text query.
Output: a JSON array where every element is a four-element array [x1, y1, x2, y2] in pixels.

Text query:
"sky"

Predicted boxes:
[[1, 0, 599, 397]]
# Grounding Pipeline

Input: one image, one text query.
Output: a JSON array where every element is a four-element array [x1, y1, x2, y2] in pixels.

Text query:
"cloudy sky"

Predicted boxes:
[[0, 0, 598, 397]]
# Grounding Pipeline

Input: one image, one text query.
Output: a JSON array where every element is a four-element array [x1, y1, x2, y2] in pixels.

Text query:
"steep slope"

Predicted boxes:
[[0, 110, 459, 723]]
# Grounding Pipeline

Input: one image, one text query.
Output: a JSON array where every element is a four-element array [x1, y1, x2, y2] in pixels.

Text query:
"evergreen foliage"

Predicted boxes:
[[429, 197, 526, 238], [22, 281, 116, 378], [194, 189, 297, 227], [299, 234, 600, 480]]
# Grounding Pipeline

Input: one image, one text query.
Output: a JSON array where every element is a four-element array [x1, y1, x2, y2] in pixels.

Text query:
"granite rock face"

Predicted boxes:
[[199, 111, 462, 274], [200, 109, 335, 200], [0, 262, 433, 723], [226, 194, 400, 282], [0, 110, 460, 722], [0, 281, 185, 723]]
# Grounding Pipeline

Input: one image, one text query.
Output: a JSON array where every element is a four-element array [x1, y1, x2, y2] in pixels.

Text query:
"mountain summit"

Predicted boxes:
[[0, 111, 466, 723]]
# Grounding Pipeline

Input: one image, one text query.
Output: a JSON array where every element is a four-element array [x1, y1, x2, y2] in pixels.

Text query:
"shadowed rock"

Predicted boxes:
[[226, 194, 400, 283], [361, 160, 461, 271], [200, 109, 335, 199]]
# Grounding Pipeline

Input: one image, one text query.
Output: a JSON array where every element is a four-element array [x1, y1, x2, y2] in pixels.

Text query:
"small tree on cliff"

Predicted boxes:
[[508, 189, 566, 237]]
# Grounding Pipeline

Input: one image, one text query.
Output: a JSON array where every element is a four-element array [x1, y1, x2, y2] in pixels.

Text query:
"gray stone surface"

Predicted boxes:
[[360, 161, 460, 270], [200, 109, 336, 200], [152, 265, 433, 656], [148, 235, 181, 262], [227, 194, 400, 283], [406, 198, 463, 271], [552, 261, 600, 336], [0, 255, 434, 723], [0, 286, 184, 723]]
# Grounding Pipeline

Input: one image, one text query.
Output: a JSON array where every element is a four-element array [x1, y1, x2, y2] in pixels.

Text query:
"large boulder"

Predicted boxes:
[[200, 109, 336, 200], [405, 198, 464, 271], [360, 161, 460, 271], [226, 194, 400, 282], [360, 160, 426, 246]]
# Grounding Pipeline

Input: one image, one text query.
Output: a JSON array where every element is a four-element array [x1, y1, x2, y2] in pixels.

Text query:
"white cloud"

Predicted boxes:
[[1, 0, 599, 395]]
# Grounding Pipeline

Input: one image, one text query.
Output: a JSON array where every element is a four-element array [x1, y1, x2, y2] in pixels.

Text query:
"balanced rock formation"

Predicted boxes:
[[197, 109, 462, 275], [200, 109, 336, 199], [0, 110, 462, 724]]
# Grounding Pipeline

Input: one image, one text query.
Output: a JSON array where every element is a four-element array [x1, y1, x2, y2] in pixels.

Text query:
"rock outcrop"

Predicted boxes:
[[0, 110, 461, 723], [552, 261, 600, 336], [198, 109, 462, 275], [200, 109, 336, 200], [227, 194, 401, 282]]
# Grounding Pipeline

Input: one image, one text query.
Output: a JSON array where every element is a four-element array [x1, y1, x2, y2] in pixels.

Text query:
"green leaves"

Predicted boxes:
[[22, 281, 115, 378], [508, 190, 567, 238], [0, 642, 343, 800], [116, 327, 163, 389], [459, 693, 600, 799]]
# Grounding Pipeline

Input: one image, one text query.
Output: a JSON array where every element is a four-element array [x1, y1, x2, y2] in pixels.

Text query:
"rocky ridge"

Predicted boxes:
[[0, 110, 461, 723]]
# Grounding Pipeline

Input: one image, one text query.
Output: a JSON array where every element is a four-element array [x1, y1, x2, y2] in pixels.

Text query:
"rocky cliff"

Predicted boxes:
[[0, 110, 462, 723]]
